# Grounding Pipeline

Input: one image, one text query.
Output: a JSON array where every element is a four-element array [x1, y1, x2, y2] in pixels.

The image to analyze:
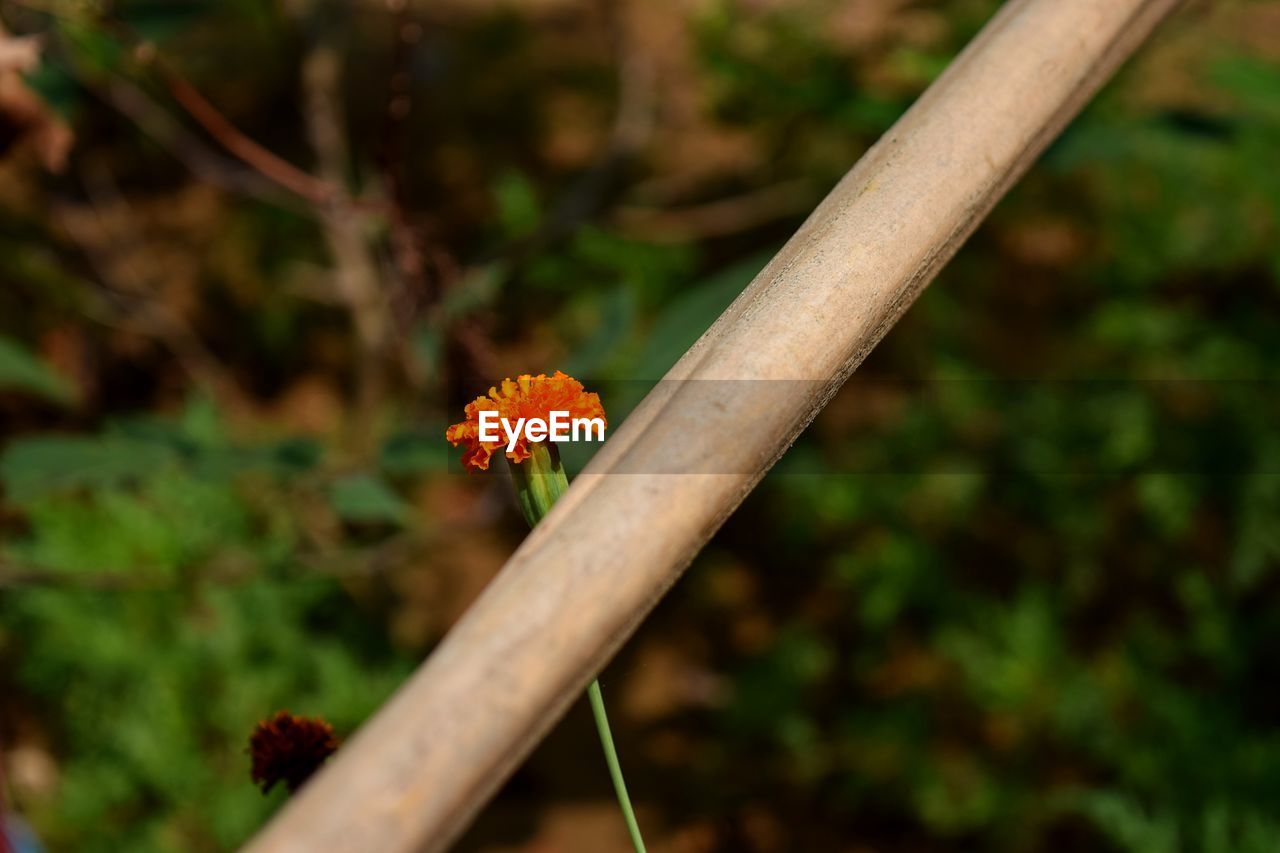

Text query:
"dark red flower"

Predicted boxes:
[[248, 711, 339, 795]]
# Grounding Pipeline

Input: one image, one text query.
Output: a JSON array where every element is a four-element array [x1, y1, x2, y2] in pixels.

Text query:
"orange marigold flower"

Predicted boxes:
[[248, 711, 339, 795], [445, 371, 606, 472]]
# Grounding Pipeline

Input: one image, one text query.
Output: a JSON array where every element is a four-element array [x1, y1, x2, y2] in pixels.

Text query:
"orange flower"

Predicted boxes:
[[446, 371, 606, 472]]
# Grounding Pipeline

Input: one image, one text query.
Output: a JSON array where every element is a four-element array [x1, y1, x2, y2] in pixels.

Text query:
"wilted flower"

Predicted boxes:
[[248, 711, 339, 795], [445, 371, 606, 473]]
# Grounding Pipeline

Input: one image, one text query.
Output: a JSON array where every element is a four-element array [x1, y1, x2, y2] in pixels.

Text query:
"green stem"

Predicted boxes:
[[588, 678, 647, 853], [508, 442, 570, 529], [509, 443, 647, 852]]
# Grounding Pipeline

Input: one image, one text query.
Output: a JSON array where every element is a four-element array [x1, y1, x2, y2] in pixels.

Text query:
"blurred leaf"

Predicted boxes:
[[562, 285, 635, 376], [1211, 56, 1280, 123], [493, 171, 541, 239], [630, 250, 772, 378], [1136, 473, 1196, 537], [17, 60, 74, 115], [1232, 470, 1280, 591], [119, 0, 221, 43], [442, 263, 504, 322], [58, 17, 125, 75], [410, 323, 443, 377], [176, 394, 224, 446], [9, 470, 251, 574], [380, 427, 448, 476], [1, 436, 175, 502], [328, 473, 409, 525], [0, 334, 75, 405], [1072, 791, 1180, 853]]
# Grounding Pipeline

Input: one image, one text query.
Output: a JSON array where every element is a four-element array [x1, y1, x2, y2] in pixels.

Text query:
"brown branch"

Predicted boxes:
[[377, 6, 426, 295], [7, 1, 365, 208], [97, 74, 291, 204], [156, 68, 390, 216], [299, 35, 394, 450], [375, 7, 446, 397], [612, 179, 816, 242], [163, 71, 339, 205]]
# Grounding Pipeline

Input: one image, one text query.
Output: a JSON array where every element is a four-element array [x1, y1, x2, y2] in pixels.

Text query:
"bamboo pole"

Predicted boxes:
[[246, 0, 1182, 849]]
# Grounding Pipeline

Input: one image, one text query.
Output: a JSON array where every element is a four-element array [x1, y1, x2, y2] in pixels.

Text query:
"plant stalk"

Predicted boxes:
[[588, 679, 647, 853], [509, 443, 647, 852]]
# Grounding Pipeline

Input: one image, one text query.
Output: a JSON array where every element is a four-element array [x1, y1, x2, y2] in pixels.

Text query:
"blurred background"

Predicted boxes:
[[1, 0, 1279, 850]]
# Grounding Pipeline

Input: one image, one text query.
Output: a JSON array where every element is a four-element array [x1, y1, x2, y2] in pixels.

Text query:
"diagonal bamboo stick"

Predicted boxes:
[[246, 0, 1182, 849]]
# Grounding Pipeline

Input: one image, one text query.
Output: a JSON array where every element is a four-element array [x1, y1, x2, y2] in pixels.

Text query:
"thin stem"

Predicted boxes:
[[511, 444, 646, 851], [587, 679, 646, 853]]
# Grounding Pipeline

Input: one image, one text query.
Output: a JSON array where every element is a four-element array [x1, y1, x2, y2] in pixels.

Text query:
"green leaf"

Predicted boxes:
[[563, 285, 636, 376], [379, 427, 447, 476], [120, 0, 221, 43], [441, 263, 504, 322], [1211, 56, 1280, 123], [328, 474, 409, 525], [1, 436, 175, 502], [0, 334, 75, 405], [493, 171, 541, 239], [22, 61, 80, 120], [631, 250, 773, 378]]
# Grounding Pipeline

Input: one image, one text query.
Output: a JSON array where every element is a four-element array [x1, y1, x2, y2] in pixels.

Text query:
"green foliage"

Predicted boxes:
[[636, 5, 1280, 848], [4, 0, 1280, 849], [6, 578, 409, 852], [0, 404, 410, 851], [2, 436, 178, 504]]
